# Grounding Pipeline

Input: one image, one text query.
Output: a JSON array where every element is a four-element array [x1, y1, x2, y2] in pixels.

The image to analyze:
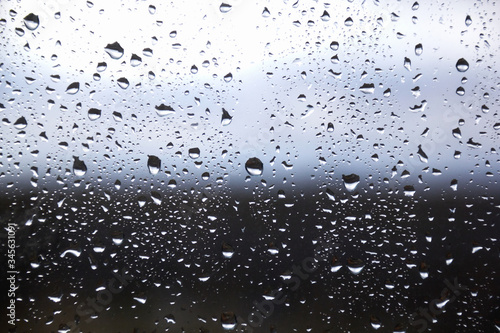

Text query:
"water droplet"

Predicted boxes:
[[383, 88, 391, 97], [88, 108, 101, 120], [370, 315, 382, 330], [148, 5, 156, 14], [456, 86, 465, 96], [104, 42, 124, 60], [321, 11, 330, 21], [456, 58, 469, 72], [97, 62, 107, 72], [330, 256, 342, 272], [222, 242, 234, 258], [189, 148, 200, 159], [412, 2, 419, 10], [73, 156, 87, 176], [347, 258, 364, 275], [155, 104, 175, 116], [112, 231, 124, 245], [417, 145, 428, 162], [415, 43, 423, 56], [190, 65, 198, 74], [404, 185, 416, 197], [330, 41, 339, 51], [14, 116, 27, 129], [223, 73, 233, 82], [344, 17, 353, 26], [23, 13, 39, 30], [117, 77, 129, 89], [262, 7, 270, 18], [130, 54, 142, 66], [220, 3, 232, 13], [245, 157, 263, 176], [342, 174, 360, 192], [147, 155, 161, 175], [65, 82, 79, 94], [221, 312, 237, 330], [151, 191, 162, 205], [221, 108, 232, 126], [327, 122, 334, 132], [465, 15, 472, 26], [359, 83, 375, 94], [404, 57, 412, 71]]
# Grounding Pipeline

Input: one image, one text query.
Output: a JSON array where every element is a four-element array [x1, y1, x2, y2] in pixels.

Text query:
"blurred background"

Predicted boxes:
[[0, 0, 499, 332]]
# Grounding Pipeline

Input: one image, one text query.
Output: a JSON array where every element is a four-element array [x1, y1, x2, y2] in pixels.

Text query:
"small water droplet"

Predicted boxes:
[[330, 41, 339, 51], [465, 15, 472, 26], [415, 43, 423, 56], [23, 13, 39, 30], [347, 258, 364, 275], [190, 65, 198, 74], [262, 7, 270, 18], [189, 148, 200, 159], [65, 82, 79, 94], [223, 73, 233, 82], [14, 116, 27, 129], [130, 54, 142, 66], [456, 58, 469, 72], [219, 3, 232, 13], [456, 86, 465, 96], [147, 155, 161, 175], [245, 157, 263, 176], [344, 17, 353, 26], [148, 5, 156, 14], [221, 108, 232, 126], [88, 108, 102, 121], [221, 312, 237, 330], [222, 242, 234, 258], [404, 57, 412, 71], [342, 174, 360, 192], [359, 83, 375, 94], [104, 42, 124, 60], [117, 77, 129, 89], [73, 156, 87, 176], [155, 104, 175, 116]]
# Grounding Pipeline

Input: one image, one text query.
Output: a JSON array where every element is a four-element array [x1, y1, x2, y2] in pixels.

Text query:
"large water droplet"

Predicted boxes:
[[456, 58, 469, 72], [23, 13, 39, 30], [245, 157, 263, 176], [130, 54, 142, 67], [88, 108, 101, 120], [104, 42, 124, 59], [65, 82, 80, 94], [73, 157, 87, 176], [342, 174, 360, 192], [147, 155, 161, 175]]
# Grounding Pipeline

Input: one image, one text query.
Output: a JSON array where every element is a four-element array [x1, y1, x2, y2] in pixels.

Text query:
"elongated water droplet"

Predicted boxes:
[[147, 155, 161, 175], [359, 83, 375, 94], [415, 43, 423, 56], [465, 15, 472, 26], [73, 156, 87, 176], [155, 104, 175, 116], [221, 108, 232, 126], [245, 157, 263, 176]]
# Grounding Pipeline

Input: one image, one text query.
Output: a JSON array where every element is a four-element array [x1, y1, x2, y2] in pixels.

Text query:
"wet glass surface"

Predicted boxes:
[[0, 0, 499, 332]]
